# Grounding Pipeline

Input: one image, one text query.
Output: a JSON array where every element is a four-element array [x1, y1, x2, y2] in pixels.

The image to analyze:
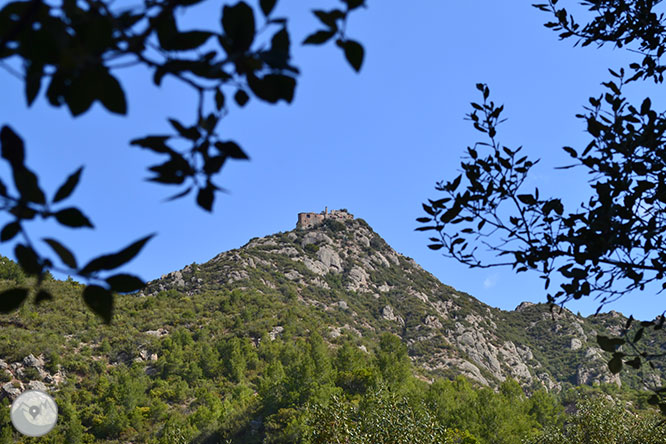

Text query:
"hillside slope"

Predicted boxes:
[[141, 213, 663, 392]]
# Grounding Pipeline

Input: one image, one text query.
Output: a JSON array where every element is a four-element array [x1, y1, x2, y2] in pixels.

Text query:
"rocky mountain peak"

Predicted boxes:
[[141, 212, 665, 392]]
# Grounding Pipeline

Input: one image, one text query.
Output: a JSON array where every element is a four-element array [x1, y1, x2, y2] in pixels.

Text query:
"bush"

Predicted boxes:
[[21, 367, 41, 380], [304, 243, 319, 254], [527, 396, 666, 444], [325, 219, 346, 232], [0, 256, 24, 283]]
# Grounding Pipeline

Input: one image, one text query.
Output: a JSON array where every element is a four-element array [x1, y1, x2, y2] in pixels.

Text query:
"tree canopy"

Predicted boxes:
[[0, 0, 365, 321], [419, 0, 666, 412]]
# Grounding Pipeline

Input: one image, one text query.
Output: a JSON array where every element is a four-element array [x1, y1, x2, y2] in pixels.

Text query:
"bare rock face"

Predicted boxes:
[[317, 246, 342, 273], [269, 326, 284, 340], [451, 324, 503, 379], [570, 338, 583, 350], [346, 266, 370, 291], [301, 232, 332, 247], [301, 257, 328, 275], [498, 342, 533, 384], [424, 357, 489, 386], [144, 328, 169, 337], [382, 305, 404, 325], [424, 315, 443, 329], [28, 380, 47, 392], [537, 372, 561, 392], [285, 270, 301, 281], [576, 347, 621, 386], [23, 354, 44, 368], [642, 372, 663, 389], [1, 382, 22, 401]]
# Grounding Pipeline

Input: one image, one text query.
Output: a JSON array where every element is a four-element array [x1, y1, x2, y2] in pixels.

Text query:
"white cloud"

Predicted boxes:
[[484, 273, 499, 289]]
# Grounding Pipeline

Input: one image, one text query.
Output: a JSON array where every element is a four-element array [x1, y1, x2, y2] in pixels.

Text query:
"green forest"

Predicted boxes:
[[0, 255, 664, 444]]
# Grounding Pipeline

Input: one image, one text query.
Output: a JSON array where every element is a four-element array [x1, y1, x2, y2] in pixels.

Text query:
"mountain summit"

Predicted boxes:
[[143, 210, 663, 392]]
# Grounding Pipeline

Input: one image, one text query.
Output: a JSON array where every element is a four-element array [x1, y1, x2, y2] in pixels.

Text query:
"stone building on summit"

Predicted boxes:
[[296, 207, 353, 229]]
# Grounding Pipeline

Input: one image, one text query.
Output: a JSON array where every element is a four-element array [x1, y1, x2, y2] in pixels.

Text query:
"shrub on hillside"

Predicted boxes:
[[0, 256, 24, 283]]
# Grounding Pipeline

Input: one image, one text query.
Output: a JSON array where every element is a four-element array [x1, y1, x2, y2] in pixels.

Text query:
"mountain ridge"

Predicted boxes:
[[140, 211, 664, 392]]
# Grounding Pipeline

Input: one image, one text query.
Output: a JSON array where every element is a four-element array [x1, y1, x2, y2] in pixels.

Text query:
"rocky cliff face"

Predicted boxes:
[[142, 217, 664, 392]]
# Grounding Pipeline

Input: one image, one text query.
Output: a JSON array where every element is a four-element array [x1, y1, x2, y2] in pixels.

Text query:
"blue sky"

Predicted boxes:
[[1, 1, 661, 320]]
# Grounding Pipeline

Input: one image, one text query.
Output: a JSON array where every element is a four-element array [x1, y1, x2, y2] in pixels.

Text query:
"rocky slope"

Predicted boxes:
[[140, 213, 664, 392]]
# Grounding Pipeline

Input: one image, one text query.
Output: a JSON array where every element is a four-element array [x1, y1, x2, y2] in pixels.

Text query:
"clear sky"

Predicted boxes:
[[1, 1, 661, 320]]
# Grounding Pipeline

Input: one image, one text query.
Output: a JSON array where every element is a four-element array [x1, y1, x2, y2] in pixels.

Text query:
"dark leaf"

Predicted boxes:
[[260, 0, 277, 16], [587, 118, 603, 137], [303, 30, 336, 45], [152, 9, 179, 50], [0, 222, 20, 242], [422, 203, 435, 216], [608, 354, 623, 374], [203, 155, 226, 175], [342, 0, 364, 9], [164, 186, 193, 202], [517, 194, 536, 205], [43, 238, 77, 269], [448, 175, 462, 192], [25, 62, 43, 106], [215, 89, 225, 110], [168, 118, 200, 140], [221, 2, 255, 52], [263, 27, 292, 70], [562, 146, 577, 158], [9, 205, 36, 220], [106, 273, 145, 293], [54, 208, 93, 228], [167, 31, 212, 51], [14, 244, 41, 275], [625, 357, 641, 369], [64, 69, 99, 116], [0, 126, 24, 167], [34, 289, 52, 305], [634, 327, 644, 343], [13, 166, 46, 204], [83, 285, 113, 324], [313, 9, 343, 29], [340, 39, 364, 72], [129, 136, 173, 154], [440, 205, 462, 224], [80, 234, 155, 275], [247, 73, 296, 103], [53, 166, 83, 203], [98, 70, 127, 115], [428, 244, 444, 250], [214, 141, 249, 159], [597, 335, 625, 352], [234, 89, 249, 107], [0, 288, 28, 313], [641, 97, 651, 115], [196, 184, 215, 211]]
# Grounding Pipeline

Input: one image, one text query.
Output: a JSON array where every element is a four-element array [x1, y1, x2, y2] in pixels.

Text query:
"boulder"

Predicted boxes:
[[317, 247, 342, 272], [23, 354, 44, 368], [27, 380, 47, 392]]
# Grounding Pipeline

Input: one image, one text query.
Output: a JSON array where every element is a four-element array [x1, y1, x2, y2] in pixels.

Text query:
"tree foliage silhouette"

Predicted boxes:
[[419, 0, 666, 413], [0, 0, 366, 322]]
